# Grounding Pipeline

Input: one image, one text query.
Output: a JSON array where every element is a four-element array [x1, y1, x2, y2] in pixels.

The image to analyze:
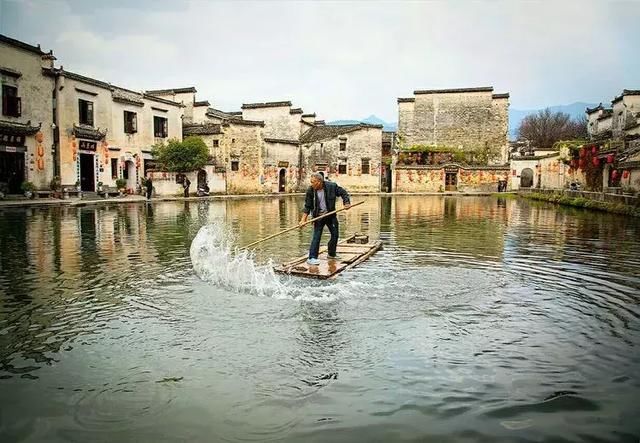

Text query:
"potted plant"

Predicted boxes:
[[21, 181, 37, 199], [115, 178, 127, 196]]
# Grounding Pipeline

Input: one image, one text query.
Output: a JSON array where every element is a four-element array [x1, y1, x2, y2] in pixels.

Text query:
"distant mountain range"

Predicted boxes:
[[328, 103, 598, 140]]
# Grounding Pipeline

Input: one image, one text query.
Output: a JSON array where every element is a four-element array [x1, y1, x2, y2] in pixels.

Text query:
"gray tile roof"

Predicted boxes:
[[183, 124, 222, 136], [146, 87, 197, 95], [414, 87, 494, 95], [300, 123, 382, 144], [242, 101, 291, 109]]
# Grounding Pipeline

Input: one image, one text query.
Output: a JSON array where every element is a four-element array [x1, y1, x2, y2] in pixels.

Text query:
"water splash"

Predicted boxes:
[[190, 223, 283, 297], [189, 223, 367, 301]]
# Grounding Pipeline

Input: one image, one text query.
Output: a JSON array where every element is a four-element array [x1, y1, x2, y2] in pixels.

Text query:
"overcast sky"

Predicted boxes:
[[1, 0, 638, 122]]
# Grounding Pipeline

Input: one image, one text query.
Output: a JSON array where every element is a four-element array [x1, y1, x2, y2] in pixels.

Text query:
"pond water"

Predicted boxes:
[[1, 196, 639, 442]]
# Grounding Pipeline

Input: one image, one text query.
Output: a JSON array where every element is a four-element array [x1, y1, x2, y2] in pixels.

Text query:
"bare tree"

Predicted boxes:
[[517, 108, 587, 150]]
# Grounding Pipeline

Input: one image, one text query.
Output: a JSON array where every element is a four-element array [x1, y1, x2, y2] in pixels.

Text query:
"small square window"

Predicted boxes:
[[124, 111, 137, 134], [338, 164, 347, 174], [212, 139, 219, 148], [361, 158, 370, 174], [154, 116, 168, 138], [231, 160, 239, 171], [339, 141, 346, 151], [2, 85, 21, 117], [79, 99, 94, 126]]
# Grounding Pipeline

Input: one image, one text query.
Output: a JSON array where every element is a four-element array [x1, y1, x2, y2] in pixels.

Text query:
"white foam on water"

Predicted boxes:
[[190, 223, 361, 301]]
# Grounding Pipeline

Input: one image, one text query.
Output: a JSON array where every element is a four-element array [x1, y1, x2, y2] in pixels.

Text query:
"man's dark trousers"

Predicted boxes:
[[309, 214, 339, 259]]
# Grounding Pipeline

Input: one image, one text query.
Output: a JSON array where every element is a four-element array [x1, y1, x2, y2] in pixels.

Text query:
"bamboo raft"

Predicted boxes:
[[273, 233, 383, 280]]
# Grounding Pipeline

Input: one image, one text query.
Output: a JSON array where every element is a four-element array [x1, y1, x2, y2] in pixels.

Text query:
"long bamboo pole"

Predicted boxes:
[[239, 201, 364, 250]]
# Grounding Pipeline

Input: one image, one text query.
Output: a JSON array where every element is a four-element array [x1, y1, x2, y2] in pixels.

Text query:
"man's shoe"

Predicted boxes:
[[327, 255, 340, 260], [306, 258, 321, 266]]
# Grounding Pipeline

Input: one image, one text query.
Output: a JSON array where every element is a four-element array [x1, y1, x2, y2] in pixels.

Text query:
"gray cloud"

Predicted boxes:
[[1, 0, 638, 122]]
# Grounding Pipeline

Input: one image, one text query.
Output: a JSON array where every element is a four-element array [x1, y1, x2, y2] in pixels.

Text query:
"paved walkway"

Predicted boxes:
[[0, 191, 515, 208]]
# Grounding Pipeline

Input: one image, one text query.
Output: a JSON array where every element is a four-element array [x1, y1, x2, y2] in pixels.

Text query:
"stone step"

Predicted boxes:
[[81, 192, 100, 200]]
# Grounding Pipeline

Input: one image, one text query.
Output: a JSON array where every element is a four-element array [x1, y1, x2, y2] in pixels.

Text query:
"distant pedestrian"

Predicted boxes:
[[145, 175, 153, 200], [183, 176, 191, 198]]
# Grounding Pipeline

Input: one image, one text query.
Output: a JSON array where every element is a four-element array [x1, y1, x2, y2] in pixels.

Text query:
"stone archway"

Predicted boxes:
[[520, 168, 534, 188]]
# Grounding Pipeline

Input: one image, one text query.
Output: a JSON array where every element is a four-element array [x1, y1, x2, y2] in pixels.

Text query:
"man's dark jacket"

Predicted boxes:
[[303, 181, 350, 218]]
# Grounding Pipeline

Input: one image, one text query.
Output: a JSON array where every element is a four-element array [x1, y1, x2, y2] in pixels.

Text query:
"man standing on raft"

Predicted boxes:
[[299, 173, 351, 265]]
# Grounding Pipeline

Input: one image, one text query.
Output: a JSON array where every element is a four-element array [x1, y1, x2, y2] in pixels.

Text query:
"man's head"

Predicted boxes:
[[310, 172, 324, 190]]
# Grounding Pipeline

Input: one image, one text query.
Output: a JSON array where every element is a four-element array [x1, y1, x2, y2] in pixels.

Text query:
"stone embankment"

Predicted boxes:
[[519, 189, 640, 217]]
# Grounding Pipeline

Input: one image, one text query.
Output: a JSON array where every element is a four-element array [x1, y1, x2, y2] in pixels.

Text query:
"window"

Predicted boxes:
[[212, 139, 219, 148], [338, 164, 347, 174], [339, 140, 346, 151], [78, 99, 94, 126], [124, 111, 137, 134], [111, 158, 118, 179], [231, 160, 239, 171], [2, 85, 21, 117], [361, 158, 370, 174], [154, 116, 168, 138]]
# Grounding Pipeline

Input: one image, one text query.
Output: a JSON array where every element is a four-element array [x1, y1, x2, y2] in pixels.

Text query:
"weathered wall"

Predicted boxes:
[[262, 140, 300, 193], [57, 76, 183, 191], [220, 122, 264, 194], [148, 168, 225, 196], [511, 155, 577, 190], [0, 41, 55, 189], [491, 97, 509, 164], [395, 166, 509, 192], [398, 90, 509, 164], [242, 106, 299, 140], [301, 127, 382, 192]]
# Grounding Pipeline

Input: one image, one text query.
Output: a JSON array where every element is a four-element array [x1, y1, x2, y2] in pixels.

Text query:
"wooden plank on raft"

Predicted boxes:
[[273, 233, 383, 279]]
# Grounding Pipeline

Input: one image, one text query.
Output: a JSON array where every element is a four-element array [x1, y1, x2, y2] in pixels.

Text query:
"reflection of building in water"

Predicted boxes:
[[391, 196, 509, 259]]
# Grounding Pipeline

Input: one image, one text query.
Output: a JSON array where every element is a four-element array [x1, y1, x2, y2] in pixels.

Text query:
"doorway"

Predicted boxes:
[[278, 168, 286, 192], [0, 150, 25, 194], [520, 168, 534, 188], [79, 153, 95, 191], [124, 160, 136, 190], [197, 169, 207, 189], [445, 172, 457, 191]]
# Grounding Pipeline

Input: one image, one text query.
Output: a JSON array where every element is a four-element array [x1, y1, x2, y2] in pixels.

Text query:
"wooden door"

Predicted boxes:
[[445, 172, 457, 191]]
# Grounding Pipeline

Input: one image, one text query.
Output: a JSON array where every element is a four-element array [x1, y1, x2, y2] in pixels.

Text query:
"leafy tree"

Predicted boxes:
[[152, 136, 209, 172], [517, 108, 587, 150]]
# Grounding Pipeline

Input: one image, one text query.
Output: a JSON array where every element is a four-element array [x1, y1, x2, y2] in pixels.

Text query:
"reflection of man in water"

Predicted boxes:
[[299, 173, 350, 266], [145, 174, 153, 200]]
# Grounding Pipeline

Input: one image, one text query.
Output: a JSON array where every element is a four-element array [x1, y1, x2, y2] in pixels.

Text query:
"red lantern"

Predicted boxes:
[[612, 170, 619, 180], [578, 158, 585, 168], [592, 157, 600, 167], [623, 170, 630, 179], [591, 146, 597, 154], [607, 154, 614, 164], [579, 148, 586, 158]]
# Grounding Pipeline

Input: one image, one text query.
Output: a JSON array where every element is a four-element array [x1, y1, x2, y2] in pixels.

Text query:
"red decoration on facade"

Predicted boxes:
[[612, 170, 619, 180], [606, 154, 614, 164], [592, 157, 600, 167], [579, 148, 586, 158], [578, 159, 585, 168], [623, 170, 630, 179], [591, 146, 597, 154]]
